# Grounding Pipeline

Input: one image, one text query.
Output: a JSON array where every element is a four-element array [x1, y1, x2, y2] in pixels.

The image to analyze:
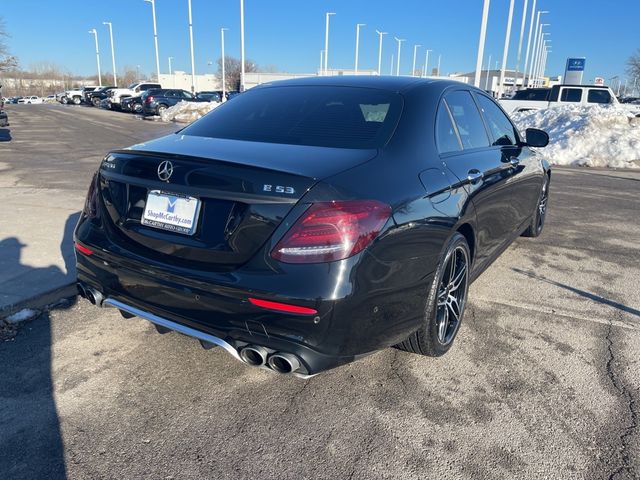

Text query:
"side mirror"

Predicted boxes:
[[525, 128, 549, 148]]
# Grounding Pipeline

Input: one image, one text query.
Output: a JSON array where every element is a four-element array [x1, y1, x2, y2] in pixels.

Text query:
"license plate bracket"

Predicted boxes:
[[141, 190, 201, 236]]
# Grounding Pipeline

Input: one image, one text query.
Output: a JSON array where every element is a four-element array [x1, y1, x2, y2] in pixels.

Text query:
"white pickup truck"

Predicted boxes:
[[62, 86, 98, 105], [499, 84, 626, 115], [108, 82, 162, 109]]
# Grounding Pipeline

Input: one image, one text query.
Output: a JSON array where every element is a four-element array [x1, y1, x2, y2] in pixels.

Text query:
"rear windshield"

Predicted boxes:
[[181, 86, 403, 149]]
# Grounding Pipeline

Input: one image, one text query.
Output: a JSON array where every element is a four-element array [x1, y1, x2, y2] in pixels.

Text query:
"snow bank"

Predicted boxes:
[[511, 105, 640, 168], [5, 308, 39, 324], [160, 100, 220, 124]]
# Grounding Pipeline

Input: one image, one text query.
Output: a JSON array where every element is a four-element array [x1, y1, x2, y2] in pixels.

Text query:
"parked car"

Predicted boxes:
[[8, 96, 23, 104], [195, 91, 222, 102], [141, 88, 205, 115], [17, 96, 43, 104], [226, 91, 241, 100], [87, 86, 116, 107], [121, 95, 144, 113], [62, 86, 98, 105], [75, 76, 550, 376], [108, 82, 162, 109], [499, 84, 620, 114]]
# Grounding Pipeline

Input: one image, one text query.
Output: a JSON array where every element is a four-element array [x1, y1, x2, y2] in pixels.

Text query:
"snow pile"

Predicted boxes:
[[511, 105, 640, 168], [5, 308, 39, 324], [160, 100, 220, 124]]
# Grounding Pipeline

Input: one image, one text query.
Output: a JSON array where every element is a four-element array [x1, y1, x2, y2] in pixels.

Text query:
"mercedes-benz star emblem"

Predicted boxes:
[[157, 160, 174, 182]]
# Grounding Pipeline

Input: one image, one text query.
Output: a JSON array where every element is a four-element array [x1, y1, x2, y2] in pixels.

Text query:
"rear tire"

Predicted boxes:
[[522, 174, 549, 238], [92, 98, 101, 107], [397, 233, 470, 357], [157, 104, 168, 115]]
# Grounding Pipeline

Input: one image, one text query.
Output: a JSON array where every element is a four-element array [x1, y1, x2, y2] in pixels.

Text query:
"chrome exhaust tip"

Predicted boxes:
[[239, 345, 269, 367], [85, 287, 104, 307], [267, 353, 301, 374]]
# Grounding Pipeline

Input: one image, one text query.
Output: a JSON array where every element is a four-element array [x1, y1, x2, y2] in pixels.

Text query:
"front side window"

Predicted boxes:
[[475, 94, 518, 146], [444, 91, 490, 150], [181, 86, 403, 149], [587, 89, 611, 104], [436, 101, 462, 154], [560, 88, 583, 102], [181, 91, 194, 99]]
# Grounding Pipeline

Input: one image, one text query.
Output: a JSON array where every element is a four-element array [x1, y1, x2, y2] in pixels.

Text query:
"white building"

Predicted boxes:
[[158, 71, 220, 92]]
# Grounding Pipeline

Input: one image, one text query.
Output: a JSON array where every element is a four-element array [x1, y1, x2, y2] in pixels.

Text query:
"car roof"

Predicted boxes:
[[253, 75, 462, 93]]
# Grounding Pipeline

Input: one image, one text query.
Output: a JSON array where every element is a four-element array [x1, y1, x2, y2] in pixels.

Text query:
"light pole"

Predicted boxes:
[[88, 29, 102, 86], [221, 28, 228, 100], [423, 49, 432, 77], [240, 0, 245, 91], [187, 0, 196, 93], [319, 50, 324, 74], [376, 30, 387, 76], [532, 28, 549, 87], [324, 12, 336, 75], [412, 44, 422, 77], [168, 56, 173, 75], [522, 0, 537, 87], [485, 53, 492, 90], [474, 0, 491, 87], [527, 11, 548, 87], [437, 54, 442, 76], [136, 64, 140, 79], [354, 23, 365, 73], [536, 39, 550, 86], [390, 54, 394, 75], [497, 0, 515, 99], [514, 0, 528, 86], [394, 37, 405, 76], [103, 22, 117, 86], [144, 0, 161, 81]]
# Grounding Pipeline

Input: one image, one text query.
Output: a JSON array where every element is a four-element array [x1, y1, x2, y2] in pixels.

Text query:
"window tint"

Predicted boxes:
[[587, 89, 611, 104], [436, 102, 461, 154], [475, 94, 517, 146], [560, 88, 583, 102], [512, 89, 550, 101], [181, 86, 403, 149], [444, 91, 490, 150], [181, 91, 194, 99]]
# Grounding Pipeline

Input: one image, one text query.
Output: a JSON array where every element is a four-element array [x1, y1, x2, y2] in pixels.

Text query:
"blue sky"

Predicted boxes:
[[2, 0, 638, 83]]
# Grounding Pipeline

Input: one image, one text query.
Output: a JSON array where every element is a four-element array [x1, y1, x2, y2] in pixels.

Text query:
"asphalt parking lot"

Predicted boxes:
[[1, 104, 639, 479]]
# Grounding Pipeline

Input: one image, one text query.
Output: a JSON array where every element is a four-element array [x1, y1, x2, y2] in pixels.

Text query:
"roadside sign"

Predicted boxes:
[[594, 77, 604, 86], [565, 58, 586, 84]]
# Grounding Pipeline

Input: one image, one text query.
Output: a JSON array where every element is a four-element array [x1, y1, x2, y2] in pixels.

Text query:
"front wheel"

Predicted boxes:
[[397, 233, 471, 357], [522, 174, 549, 238], [72, 96, 81, 105], [92, 98, 101, 107], [156, 104, 168, 115]]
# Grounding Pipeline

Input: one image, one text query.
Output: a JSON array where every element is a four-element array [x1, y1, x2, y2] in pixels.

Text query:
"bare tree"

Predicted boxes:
[[0, 17, 18, 71], [216, 56, 258, 91], [627, 49, 640, 81]]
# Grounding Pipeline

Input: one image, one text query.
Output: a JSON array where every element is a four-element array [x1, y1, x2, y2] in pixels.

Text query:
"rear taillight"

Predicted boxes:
[[271, 200, 391, 264], [83, 172, 99, 218], [145, 96, 154, 103]]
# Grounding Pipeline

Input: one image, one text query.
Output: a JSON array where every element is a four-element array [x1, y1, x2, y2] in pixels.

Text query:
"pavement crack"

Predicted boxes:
[[391, 350, 409, 395], [281, 377, 313, 416], [605, 311, 638, 480]]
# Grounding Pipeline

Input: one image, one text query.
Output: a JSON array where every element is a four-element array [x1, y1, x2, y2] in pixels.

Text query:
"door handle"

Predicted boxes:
[[509, 157, 520, 168], [467, 170, 484, 184]]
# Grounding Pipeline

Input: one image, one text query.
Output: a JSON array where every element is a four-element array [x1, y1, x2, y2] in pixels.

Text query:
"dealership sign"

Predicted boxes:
[[565, 58, 586, 84]]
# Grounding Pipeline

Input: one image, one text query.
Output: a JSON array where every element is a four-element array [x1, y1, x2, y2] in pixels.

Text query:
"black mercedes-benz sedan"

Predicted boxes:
[[75, 76, 550, 377]]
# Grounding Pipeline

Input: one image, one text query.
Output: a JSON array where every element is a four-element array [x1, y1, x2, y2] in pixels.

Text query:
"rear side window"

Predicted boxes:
[[560, 88, 583, 102], [587, 89, 611, 104], [475, 94, 518, 146], [436, 102, 462, 154], [181, 86, 403, 149], [512, 89, 549, 101], [444, 91, 490, 150]]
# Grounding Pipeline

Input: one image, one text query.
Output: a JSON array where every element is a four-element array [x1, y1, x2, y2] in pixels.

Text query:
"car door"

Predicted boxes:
[[439, 89, 520, 267], [474, 92, 542, 231]]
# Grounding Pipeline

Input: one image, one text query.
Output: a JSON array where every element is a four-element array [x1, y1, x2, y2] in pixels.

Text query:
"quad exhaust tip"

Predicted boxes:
[[78, 283, 104, 307], [267, 353, 301, 375]]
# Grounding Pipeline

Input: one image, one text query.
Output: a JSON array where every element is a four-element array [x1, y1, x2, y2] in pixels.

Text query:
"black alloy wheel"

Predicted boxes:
[[397, 233, 470, 356], [522, 175, 549, 238]]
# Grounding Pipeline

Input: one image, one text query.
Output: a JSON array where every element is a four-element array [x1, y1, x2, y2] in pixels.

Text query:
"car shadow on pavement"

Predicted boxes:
[[512, 267, 640, 318], [0, 128, 11, 142]]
